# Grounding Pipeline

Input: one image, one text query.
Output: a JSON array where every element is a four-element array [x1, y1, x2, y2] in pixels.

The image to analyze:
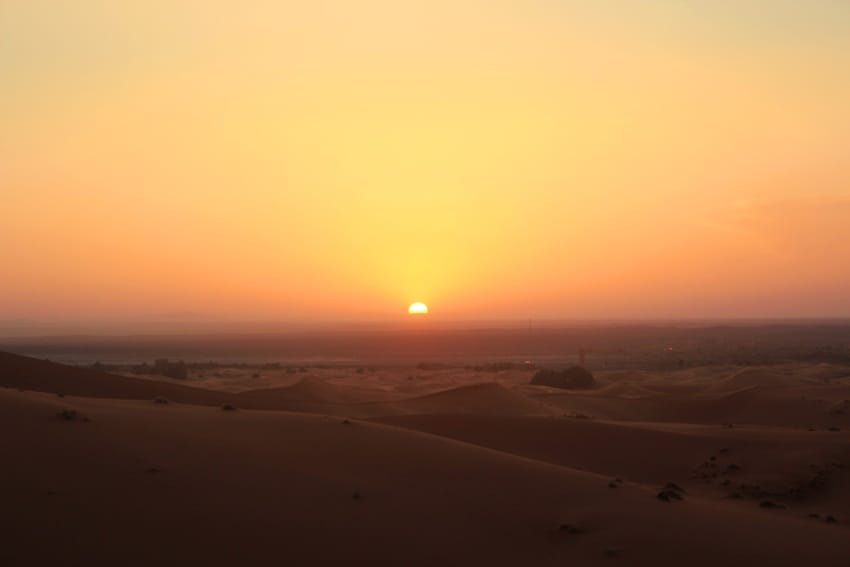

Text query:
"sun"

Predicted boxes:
[[408, 302, 429, 315]]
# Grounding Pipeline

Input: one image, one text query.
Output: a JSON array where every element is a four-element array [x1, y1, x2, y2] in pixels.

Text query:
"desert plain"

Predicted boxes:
[[2, 326, 850, 566]]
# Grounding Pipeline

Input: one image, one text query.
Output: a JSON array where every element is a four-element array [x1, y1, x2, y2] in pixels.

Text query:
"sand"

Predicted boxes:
[[2, 351, 850, 565]]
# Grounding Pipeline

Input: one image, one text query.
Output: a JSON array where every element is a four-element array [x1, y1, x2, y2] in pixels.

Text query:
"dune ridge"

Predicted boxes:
[[3, 351, 850, 565]]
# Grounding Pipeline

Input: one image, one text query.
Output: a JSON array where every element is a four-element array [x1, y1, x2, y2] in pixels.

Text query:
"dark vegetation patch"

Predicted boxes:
[[558, 523, 583, 535], [657, 490, 683, 502], [531, 366, 595, 389], [57, 409, 79, 421]]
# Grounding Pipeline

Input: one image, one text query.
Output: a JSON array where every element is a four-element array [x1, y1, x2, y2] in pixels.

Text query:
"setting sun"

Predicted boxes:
[[408, 302, 429, 315]]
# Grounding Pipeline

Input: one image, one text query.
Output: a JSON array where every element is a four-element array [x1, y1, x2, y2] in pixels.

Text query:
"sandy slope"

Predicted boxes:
[[3, 351, 850, 565], [0, 351, 231, 406], [523, 366, 850, 427], [373, 414, 850, 510], [2, 388, 849, 566]]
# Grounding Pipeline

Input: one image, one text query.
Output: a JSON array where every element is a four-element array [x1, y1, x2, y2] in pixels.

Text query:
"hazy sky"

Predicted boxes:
[[2, 1, 850, 326]]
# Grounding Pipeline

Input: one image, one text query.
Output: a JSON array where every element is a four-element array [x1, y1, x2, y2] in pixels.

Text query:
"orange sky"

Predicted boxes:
[[2, 1, 850, 327]]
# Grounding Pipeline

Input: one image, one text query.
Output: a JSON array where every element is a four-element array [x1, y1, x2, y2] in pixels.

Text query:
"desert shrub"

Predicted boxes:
[[657, 490, 683, 502], [531, 366, 595, 389], [558, 523, 583, 534]]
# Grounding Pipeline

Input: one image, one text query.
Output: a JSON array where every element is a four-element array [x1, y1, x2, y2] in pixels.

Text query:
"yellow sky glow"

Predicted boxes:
[[2, 1, 850, 325]]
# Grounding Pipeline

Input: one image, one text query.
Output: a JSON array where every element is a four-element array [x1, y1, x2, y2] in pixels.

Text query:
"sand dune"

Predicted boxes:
[[236, 375, 403, 405], [0, 352, 550, 417], [232, 381, 560, 418], [2, 387, 849, 566], [716, 368, 796, 389], [526, 365, 850, 427], [3, 351, 850, 565], [372, 414, 850, 507], [0, 351, 230, 406], [5, 352, 850, 425], [386, 382, 559, 416], [591, 381, 661, 399]]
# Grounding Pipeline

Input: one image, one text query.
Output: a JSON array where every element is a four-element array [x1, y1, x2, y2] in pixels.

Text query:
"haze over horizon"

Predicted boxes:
[[4, 1, 850, 328]]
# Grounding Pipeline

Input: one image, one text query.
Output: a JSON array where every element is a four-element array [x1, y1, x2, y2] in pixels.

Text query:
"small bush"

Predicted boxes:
[[657, 490, 683, 502], [57, 409, 78, 421], [530, 366, 595, 389], [558, 523, 583, 534]]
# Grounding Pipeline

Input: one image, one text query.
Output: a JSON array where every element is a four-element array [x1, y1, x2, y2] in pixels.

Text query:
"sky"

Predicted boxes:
[[2, 1, 850, 329]]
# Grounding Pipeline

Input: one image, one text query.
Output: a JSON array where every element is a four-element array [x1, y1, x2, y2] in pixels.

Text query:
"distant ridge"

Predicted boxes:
[[0, 351, 230, 406]]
